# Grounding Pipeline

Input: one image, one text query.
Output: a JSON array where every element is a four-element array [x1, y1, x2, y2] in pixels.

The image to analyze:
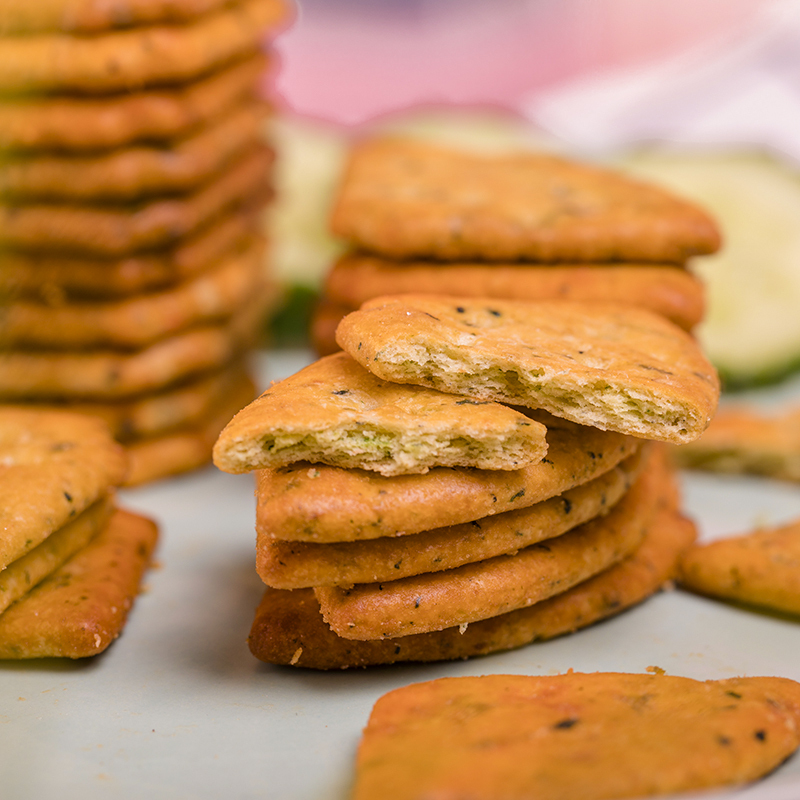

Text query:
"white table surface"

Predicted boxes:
[[3, 349, 800, 800]]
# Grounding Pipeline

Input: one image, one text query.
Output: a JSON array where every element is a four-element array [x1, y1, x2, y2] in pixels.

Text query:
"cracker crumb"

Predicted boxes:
[[646, 665, 666, 675], [289, 647, 303, 665], [459, 623, 469, 634], [93, 634, 102, 648]]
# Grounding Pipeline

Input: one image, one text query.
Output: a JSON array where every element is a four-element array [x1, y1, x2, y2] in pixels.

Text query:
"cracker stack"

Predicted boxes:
[[214, 290, 720, 667], [0, 0, 291, 485], [0, 408, 158, 658], [310, 137, 721, 354]]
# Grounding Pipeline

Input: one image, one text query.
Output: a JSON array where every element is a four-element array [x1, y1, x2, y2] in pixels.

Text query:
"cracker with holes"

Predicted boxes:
[[350, 672, 800, 800], [330, 137, 720, 263], [214, 351, 548, 477], [256, 412, 639, 542], [337, 295, 719, 444]]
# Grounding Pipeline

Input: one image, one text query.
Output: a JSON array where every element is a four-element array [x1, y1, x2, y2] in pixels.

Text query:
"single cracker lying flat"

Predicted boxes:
[[676, 404, 800, 482], [256, 411, 639, 542], [1, 237, 264, 349], [338, 295, 720, 444], [679, 517, 800, 615], [331, 137, 721, 263], [0, 101, 267, 201], [0, 53, 266, 152], [0, 408, 127, 571], [214, 351, 548, 477], [0, 508, 158, 659], [316, 451, 659, 639], [0, 0, 289, 94], [249, 474, 696, 669], [351, 673, 800, 800], [325, 255, 705, 332], [258, 449, 644, 588]]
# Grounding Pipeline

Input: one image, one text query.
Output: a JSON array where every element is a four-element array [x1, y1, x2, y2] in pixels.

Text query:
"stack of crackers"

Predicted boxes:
[[0, 408, 158, 658], [214, 215, 721, 667], [0, 0, 291, 485], [311, 137, 720, 355]]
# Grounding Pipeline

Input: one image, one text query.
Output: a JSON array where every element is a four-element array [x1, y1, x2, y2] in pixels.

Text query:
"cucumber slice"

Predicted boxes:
[[616, 149, 800, 389]]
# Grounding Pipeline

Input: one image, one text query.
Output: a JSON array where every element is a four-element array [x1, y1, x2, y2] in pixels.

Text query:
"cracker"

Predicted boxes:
[[351, 672, 800, 800], [338, 295, 720, 444], [249, 479, 696, 668], [0, 145, 272, 255], [258, 450, 644, 588], [0, 101, 268, 201], [679, 517, 800, 615], [0, 495, 113, 615], [325, 254, 705, 332], [315, 451, 660, 639], [0, 408, 127, 570], [2, 214, 259, 300], [0, 0, 290, 94], [124, 367, 256, 485], [0, 53, 267, 152], [330, 137, 721, 263], [214, 351, 548, 477], [0, 508, 158, 659], [675, 404, 800, 482], [1, 237, 265, 349], [256, 411, 639, 542]]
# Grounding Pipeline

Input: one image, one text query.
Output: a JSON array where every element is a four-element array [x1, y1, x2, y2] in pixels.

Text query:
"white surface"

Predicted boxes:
[[2, 349, 800, 800]]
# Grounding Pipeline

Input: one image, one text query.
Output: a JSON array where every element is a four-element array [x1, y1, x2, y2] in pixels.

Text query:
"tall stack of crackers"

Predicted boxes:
[[213, 135, 724, 670], [0, 0, 291, 485]]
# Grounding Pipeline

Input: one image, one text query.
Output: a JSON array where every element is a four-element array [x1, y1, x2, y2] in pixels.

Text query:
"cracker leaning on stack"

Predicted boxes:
[[0, 0, 292, 485], [215, 288, 719, 667], [311, 137, 720, 354], [0, 408, 158, 658]]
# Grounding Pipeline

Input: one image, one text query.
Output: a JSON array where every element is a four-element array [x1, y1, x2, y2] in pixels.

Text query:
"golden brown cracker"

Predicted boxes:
[[214, 351, 548, 477], [331, 137, 721, 263], [0, 508, 159, 659], [257, 450, 644, 588], [315, 452, 660, 639], [0, 53, 267, 152], [676, 404, 800, 482], [325, 254, 705, 332], [0, 145, 272, 255], [338, 295, 720, 444], [0, 101, 268, 201], [1, 237, 265, 349], [0, 407, 127, 570], [0, 0, 290, 94], [679, 517, 800, 615], [256, 412, 639, 542], [351, 673, 800, 800]]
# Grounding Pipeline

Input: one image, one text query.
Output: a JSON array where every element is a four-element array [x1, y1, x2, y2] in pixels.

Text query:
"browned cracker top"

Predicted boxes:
[[330, 137, 721, 263]]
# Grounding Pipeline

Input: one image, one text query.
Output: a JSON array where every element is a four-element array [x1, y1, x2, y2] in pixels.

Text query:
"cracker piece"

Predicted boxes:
[[338, 295, 720, 444], [214, 351, 548, 477], [0, 145, 272, 255], [326, 254, 705, 332], [0, 237, 265, 349], [0, 0, 290, 94], [256, 412, 639, 542], [0, 101, 268, 201], [0, 495, 113, 615], [310, 297, 348, 357], [124, 367, 256, 484], [2, 214, 259, 300], [248, 486, 695, 668], [679, 517, 800, 615], [0, 508, 158, 659], [1, 0, 236, 34], [330, 137, 721, 263], [315, 451, 660, 639], [0, 53, 267, 152], [350, 672, 800, 800], [258, 449, 644, 588], [675, 405, 800, 482], [0, 408, 127, 570]]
